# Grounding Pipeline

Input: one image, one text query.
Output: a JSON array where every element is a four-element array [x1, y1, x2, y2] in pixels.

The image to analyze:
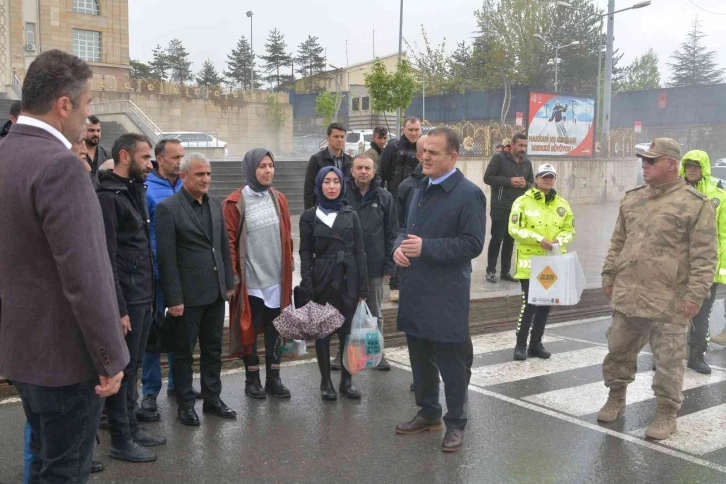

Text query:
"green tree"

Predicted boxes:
[[364, 60, 417, 131], [447, 41, 474, 93], [260, 28, 294, 91], [315, 90, 337, 127], [224, 35, 260, 90], [130, 59, 153, 80], [166, 38, 193, 83], [619, 49, 661, 92], [196, 59, 222, 87], [149, 45, 169, 81], [405, 25, 449, 95], [668, 18, 725, 87], [266, 95, 287, 153], [296, 35, 326, 92]]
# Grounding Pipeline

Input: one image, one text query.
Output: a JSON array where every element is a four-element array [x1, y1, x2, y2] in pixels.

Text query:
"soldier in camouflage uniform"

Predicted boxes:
[[599, 138, 717, 441]]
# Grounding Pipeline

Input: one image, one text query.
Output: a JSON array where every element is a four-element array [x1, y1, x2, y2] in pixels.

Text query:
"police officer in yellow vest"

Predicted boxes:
[[508, 163, 574, 361], [680, 150, 726, 374]]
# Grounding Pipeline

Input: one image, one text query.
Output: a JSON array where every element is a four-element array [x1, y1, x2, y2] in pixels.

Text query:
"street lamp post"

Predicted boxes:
[[533, 34, 579, 92], [246, 11, 254, 90], [396, 0, 403, 136], [556, 1, 651, 144]]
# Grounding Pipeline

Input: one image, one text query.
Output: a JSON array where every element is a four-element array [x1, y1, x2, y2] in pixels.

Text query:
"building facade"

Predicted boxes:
[[1, 0, 129, 97]]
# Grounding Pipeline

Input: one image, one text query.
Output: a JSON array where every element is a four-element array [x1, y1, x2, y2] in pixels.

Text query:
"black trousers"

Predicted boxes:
[[407, 334, 469, 430], [15, 379, 103, 483], [242, 296, 282, 369], [105, 303, 153, 446], [486, 217, 514, 275], [689, 283, 719, 352], [170, 298, 225, 406], [516, 279, 552, 346]]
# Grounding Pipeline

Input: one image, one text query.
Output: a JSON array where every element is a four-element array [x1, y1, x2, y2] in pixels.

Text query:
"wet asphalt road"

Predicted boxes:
[[1, 312, 725, 484]]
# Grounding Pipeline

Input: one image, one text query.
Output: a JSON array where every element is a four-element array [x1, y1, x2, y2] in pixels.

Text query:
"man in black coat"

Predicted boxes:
[[0, 100, 21, 139], [393, 127, 486, 453], [155, 152, 237, 426], [303, 122, 352, 209], [378, 116, 421, 199], [84, 115, 112, 175], [95, 133, 167, 462], [482, 133, 533, 283], [345, 154, 399, 371]]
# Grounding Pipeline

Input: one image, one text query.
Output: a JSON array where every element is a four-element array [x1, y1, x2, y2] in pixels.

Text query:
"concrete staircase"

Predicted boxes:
[[209, 159, 307, 214], [99, 121, 127, 151]]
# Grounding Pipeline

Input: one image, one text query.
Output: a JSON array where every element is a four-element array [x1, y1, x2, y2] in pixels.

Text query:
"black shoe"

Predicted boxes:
[[265, 378, 292, 399], [202, 400, 237, 419], [321, 378, 338, 400], [245, 378, 267, 399], [141, 394, 158, 413], [513, 344, 527, 361], [339, 377, 361, 400], [109, 440, 157, 463], [135, 405, 160, 423], [132, 428, 167, 447], [410, 382, 415, 392], [377, 357, 392, 371], [500, 272, 517, 283], [527, 343, 552, 359], [178, 405, 200, 427], [486, 271, 497, 283], [91, 460, 104, 473], [687, 350, 712, 375]]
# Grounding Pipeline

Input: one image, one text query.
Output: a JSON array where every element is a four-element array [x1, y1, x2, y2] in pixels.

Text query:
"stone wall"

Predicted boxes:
[[458, 157, 639, 205], [92, 90, 294, 157]]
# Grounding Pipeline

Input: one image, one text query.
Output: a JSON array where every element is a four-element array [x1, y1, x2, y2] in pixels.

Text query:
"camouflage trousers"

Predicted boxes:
[[602, 311, 688, 410]]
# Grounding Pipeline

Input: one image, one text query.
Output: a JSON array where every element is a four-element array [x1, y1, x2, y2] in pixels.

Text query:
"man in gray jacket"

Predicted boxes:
[[0, 50, 127, 482], [156, 153, 237, 426]]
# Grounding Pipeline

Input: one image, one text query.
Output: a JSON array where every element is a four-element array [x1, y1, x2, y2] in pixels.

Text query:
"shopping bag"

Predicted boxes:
[[277, 338, 308, 360], [528, 251, 586, 306], [343, 301, 384, 375]]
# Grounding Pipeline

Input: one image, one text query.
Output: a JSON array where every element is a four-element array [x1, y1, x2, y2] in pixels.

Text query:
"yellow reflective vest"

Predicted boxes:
[[508, 188, 575, 280]]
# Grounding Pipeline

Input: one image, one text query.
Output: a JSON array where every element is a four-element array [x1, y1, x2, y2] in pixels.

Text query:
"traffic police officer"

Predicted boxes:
[[508, 163, 575, 361]]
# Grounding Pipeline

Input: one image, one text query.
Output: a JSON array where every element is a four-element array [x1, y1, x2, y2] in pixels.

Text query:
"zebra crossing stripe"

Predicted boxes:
[[469, 346, 610, 386], [523, 370, 726, 417], [629, 404, 726, 456]]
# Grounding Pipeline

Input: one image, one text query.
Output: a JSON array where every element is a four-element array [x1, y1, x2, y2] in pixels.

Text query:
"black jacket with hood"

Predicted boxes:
[[345, 176, 399, 277], [378, 134, 419, 197], [95, 170, 154, 316], [395, 164, 425, 228], [483, 151, 534, 215]]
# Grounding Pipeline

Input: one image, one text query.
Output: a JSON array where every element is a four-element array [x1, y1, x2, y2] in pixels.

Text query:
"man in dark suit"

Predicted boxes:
[[155, 152, 237, 426], [392, 127, 486, 453], [0, 50, 128, 481]]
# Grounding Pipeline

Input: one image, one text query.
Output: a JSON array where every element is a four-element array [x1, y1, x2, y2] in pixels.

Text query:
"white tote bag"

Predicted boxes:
[[528, 250, 586, 306]]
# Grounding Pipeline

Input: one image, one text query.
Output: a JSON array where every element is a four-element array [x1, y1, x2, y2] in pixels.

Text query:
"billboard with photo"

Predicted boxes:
[[527, 91, 595, 157]]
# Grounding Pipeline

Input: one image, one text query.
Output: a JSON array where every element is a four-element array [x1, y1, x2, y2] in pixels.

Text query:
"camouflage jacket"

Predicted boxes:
[[602, 180, 717, 324]]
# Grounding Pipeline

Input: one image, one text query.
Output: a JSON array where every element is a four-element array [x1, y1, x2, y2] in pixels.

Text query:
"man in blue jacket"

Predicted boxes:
[[138, 138, 199, 421], [393, 127, 486, 453]]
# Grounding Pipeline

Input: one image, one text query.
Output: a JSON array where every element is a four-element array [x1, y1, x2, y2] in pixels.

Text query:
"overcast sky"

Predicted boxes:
[[128, 0, 726, 86]]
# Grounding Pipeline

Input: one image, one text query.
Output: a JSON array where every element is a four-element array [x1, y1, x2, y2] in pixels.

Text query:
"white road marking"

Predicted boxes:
[[629, 404, 726, 456], [469, 346, 610, 387], [523, 370, 726, 417]]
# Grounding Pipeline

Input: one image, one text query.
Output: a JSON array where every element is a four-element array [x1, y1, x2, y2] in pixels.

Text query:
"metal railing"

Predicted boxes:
[[91, 100, 164, 144], [10, 75, 23, 99]]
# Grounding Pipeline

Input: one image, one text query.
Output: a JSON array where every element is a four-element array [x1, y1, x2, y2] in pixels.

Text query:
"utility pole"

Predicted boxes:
[[246, 11, 254, 90], [396, 0, 403, 136], [602, 0, 615, 143]]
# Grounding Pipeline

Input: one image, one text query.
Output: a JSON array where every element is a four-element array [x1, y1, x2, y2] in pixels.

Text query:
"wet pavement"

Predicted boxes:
[[2, 307, 725, 483]]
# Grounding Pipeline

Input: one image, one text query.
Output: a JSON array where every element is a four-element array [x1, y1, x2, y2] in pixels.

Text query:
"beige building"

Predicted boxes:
[[1, 0, 130, 97]]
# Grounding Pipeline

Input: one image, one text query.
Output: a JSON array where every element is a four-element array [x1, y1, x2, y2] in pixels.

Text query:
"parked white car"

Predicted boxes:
[[164, 132, 229, 158], [344, 129, 395, 156]]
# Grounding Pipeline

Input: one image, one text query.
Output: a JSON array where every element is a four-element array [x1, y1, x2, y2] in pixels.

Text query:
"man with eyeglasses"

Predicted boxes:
[[599, 138, 717, 441]]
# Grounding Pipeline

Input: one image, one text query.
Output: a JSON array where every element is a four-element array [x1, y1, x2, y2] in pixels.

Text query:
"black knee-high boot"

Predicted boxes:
[[315, 337, 337, 401], [243, 354, 266, 399], [338, 333, 361, 400]]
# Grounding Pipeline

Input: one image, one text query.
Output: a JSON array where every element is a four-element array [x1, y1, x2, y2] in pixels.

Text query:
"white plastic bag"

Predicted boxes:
[[343, 301, 384, 375], [529, 251, 586, 306]]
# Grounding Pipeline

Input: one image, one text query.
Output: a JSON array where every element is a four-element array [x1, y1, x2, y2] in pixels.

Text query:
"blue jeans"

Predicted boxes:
[[142, 351, 174, 395], [15, 379, 103, 483], [23, 421, 32, 484]]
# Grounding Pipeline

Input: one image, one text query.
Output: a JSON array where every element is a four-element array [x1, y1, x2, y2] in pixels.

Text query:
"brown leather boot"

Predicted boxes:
[[645, 404, 678, 440], [597, 386, 627, 422]]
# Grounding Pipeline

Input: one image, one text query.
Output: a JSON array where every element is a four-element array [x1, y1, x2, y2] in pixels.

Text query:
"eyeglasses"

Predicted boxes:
[[644, 156, 667, 165]]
